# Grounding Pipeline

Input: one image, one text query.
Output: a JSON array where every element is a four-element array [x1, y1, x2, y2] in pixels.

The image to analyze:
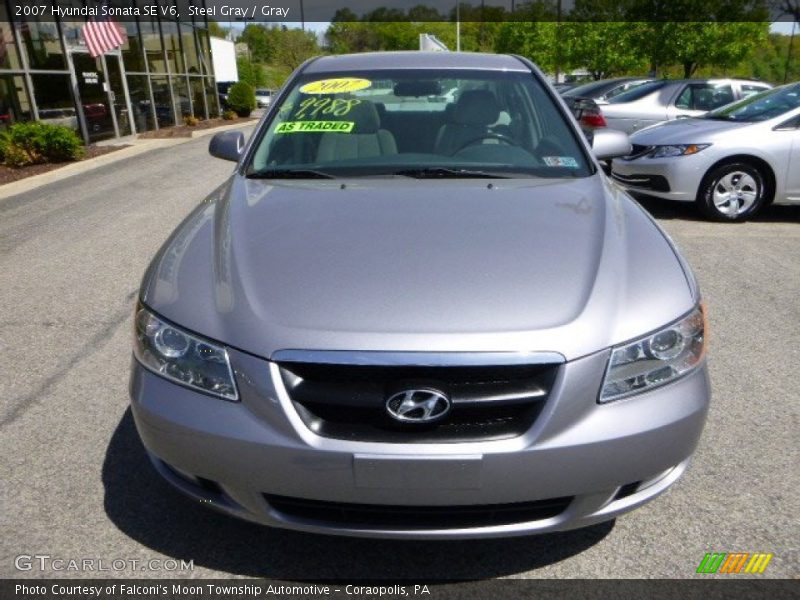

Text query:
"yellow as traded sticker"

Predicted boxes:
[[276, 121, 355, 133], [300, 78, 372, 95]]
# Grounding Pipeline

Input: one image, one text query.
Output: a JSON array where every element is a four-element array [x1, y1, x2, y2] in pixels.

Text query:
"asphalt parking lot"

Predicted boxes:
[[0, 129, 797, 580]]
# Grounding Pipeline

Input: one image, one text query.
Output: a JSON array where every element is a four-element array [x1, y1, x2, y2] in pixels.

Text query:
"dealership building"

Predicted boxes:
[[0, 0, 222, 143]]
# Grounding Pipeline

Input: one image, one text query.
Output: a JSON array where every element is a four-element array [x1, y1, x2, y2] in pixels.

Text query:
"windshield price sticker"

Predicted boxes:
[[295, 97, 362, 119], [543, 156, 580, 168], [299, 78, 372, 95], [276, 121, 355, 134]]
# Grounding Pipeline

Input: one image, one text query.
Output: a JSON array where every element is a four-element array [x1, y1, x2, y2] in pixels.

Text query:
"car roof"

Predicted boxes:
[[661, 78, 768, 86], [304, 52, 530, 74]]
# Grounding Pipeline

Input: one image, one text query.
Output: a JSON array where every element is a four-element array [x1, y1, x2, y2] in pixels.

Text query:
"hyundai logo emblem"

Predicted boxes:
[[385, 389, 451, 423]]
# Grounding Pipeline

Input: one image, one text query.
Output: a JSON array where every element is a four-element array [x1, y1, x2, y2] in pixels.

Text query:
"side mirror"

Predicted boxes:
[[209, 131, 245, 162], [591, 128, 632, 160]]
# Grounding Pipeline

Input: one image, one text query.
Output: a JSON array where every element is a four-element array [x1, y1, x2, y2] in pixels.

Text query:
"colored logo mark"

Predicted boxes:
[[696, 552, 773, 574]]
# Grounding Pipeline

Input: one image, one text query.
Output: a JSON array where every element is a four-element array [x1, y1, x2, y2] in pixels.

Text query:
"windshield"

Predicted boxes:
[[248, 69, 592, 178], [608, 80, 668, 104], [704, 84, 800, 122]]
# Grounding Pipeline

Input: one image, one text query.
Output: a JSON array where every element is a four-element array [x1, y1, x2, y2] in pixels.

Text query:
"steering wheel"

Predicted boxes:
[[454, 132, 521, 154]]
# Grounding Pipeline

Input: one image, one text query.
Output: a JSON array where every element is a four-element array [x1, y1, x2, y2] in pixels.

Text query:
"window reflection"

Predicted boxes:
[[30, 73, 78, 131], [150, 75, 174, 127], [127, 74, 156, 132], [204, 77, 219, 118], [161, 20, 185, 74], [171, 74, 190, 121], [140, 19, 165, 73], [0, 74, 32, 128], [182, 23, 200, 74], [120, 21, 145, 73], [189, 77, 206, 119], [0, 4, 23, 69], [15, 13, 66, 70]]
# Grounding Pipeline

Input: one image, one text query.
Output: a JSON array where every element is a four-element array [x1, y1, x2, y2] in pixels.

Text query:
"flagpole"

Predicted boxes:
[[456, 2, 460, 52], [785, 21, 796, 84]]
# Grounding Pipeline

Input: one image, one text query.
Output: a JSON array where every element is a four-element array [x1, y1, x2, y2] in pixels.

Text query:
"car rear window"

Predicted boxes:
[[608, 80, 668, 104]]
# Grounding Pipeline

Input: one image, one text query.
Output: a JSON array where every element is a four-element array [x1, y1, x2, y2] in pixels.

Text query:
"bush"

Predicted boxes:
[[226, 82, 256, 117], [184, 115, 200, 126], [222, 110, 238, 121], [1, 121, 84, 167]]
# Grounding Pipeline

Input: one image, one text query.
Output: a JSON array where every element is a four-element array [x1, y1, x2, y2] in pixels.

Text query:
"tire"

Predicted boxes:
[[697, 162, 768, 222]]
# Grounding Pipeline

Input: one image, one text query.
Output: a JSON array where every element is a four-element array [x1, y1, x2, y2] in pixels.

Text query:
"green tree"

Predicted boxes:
[[207, 20, 229, 40], [669, 22, 769, 78], [238, 24, 275, 63], [272, 28, 320, 72], [495, 22, 560, 72], [237, 57, 268, 88], [622, 0, 770, 76], [564, 22, 647, 79]]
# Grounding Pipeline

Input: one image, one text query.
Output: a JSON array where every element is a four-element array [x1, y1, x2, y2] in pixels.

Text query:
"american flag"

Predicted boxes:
[[81, 6, 126, 58]]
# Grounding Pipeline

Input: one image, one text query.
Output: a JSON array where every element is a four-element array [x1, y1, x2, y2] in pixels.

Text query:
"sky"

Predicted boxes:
[[230, 21, 798, 36]]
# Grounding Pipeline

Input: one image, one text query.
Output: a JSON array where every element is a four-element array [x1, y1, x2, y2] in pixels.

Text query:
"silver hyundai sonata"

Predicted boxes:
[[130, 52, 710, 539]]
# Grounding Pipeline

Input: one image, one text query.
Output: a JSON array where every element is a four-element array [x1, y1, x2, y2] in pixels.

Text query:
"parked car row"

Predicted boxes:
[[558, 77, 799, 221], [611, 83, 800, 221]]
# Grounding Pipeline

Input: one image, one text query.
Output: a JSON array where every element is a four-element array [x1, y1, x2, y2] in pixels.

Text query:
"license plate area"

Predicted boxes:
[[353, 454, 482, 490]]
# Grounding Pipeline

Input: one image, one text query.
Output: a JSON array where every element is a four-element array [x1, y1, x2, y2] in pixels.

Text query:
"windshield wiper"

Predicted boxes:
[[246, 168, 336, 179], [392, 167, 512, 179]]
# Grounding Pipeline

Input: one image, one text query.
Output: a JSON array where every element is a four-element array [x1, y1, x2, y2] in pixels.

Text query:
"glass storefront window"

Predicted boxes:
[[71, 53, 115, 142], [59, 19, 84, 51], [189, 76, 206, 119], [15, 13, 67, 70], [204, 77, 219, 118], [30, 73, 78, 131], [127, 74, 155, 132], [150, 75, 173, 126], [120, 20, 145, 73], [196, 28, 212, 77], [0, 74, 32, 128], [171, 74, 190, 121], [181, 23, 200, 75], [0, 3, 23, 69], [160, 20, 185, 75], [203, 77, 220, 119], [140, 19, 165, 73]]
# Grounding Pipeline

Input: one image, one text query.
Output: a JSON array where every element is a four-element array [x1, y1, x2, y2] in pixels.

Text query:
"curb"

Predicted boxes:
[[0, 121, 256, 200]]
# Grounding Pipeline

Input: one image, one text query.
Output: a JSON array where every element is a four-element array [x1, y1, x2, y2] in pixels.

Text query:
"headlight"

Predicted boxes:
[[649, 144, 710, 158], [133, 304, 238, 401], [599, 304, 706, 403]]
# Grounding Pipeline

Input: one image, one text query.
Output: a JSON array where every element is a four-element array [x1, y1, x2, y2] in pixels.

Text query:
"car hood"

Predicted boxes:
[[630, 117, 751, 144], [142, 175, 696, 361]]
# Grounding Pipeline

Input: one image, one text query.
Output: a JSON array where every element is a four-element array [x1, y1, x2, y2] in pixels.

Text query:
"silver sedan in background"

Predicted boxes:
[[612, 83, 800, 221], [600, 78, 771, 135]]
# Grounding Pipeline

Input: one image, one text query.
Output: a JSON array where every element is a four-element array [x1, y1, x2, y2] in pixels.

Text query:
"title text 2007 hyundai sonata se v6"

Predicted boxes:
[[129, 52, 710, 539]]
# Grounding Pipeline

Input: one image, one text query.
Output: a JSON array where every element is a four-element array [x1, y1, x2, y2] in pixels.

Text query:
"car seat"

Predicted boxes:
[[434, 90, 501, 155], [316, 100, 397, 162]]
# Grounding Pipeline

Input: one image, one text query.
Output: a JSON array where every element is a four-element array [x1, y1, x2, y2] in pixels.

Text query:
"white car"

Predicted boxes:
[[255, 88, 274, 109], [600, 79, 771, 135], [611, 83, 800, 221]]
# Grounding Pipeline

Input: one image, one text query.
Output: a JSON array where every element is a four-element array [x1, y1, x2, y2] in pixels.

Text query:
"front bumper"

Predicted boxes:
[[129, 348, 710, 539], [611, 153, 712, 202]]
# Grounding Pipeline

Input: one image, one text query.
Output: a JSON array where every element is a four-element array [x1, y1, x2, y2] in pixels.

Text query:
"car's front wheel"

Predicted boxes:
[[697, 162, 768, 222]]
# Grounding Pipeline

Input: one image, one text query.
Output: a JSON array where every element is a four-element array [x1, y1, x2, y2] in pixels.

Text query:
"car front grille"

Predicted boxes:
[[275, 356, 560, 443], [264, 494, 573, 529]]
